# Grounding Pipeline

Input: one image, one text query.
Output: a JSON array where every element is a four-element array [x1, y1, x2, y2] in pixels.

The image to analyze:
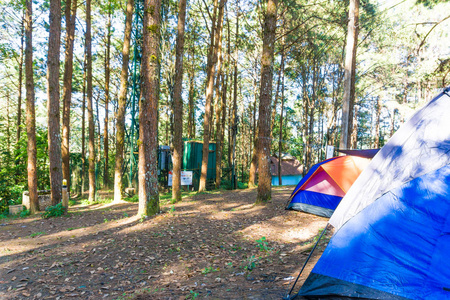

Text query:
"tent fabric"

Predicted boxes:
[[286, 156, 370, 217], [302, 170, 345, 197], [288, 191, 343, 217], [337, 148, 380, 159], [330, 89, 450, 231], [299, 164, 450, 299], [298, 86, 450, 300]]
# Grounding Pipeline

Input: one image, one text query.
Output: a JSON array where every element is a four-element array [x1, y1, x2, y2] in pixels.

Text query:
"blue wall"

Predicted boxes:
[[272, 175, 302, 186]]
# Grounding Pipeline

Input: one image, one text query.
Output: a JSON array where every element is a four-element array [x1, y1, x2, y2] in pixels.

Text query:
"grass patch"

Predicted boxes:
[[80, 196, 113, 206], [29, 231, 45, 238], [66, 226, 84, 231], [123, 195, 139, 203]]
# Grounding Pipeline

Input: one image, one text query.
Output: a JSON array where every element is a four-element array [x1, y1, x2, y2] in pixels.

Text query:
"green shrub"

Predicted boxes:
[[20, 206, 30, 218], [42, 203, 66, 219], [0, 184, 24, 213], [124, 194, 139, 203]]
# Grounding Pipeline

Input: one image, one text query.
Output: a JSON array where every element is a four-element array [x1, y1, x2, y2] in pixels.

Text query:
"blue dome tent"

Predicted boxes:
[[290, 87, 450, 300]]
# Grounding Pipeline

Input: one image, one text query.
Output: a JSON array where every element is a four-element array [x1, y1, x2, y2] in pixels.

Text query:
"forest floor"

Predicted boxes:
[[0, 187, 331, 300]]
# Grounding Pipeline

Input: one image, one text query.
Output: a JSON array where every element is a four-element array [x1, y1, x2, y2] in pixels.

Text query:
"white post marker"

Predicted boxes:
[[326, 145, 335, 159]]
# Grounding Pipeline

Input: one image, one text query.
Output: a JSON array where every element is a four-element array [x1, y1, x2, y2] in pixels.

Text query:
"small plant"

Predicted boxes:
[[244, 255, 257, 271], [201, 266, 218, 274], [256, 236, 270, 252], [139, 214, 147, 223], [66, 227, 82, 231], [29, 231, 45, 238], [103, 218, 109, 223], [169, 205, 175, 214], [188, 290, 199, 299], [68, 199, 77, 206], [123, 212, 129, 218], [42, 203, 65, 219]]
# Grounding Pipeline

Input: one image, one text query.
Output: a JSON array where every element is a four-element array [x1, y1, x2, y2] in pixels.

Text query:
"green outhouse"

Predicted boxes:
[[182, 141, 216, 190]]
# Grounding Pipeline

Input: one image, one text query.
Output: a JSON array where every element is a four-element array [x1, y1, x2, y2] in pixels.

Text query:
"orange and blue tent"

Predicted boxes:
[[286, 155, 370, 217]]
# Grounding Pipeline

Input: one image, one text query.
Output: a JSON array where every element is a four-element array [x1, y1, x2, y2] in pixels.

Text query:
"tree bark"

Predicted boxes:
[[114, 0, 134, 203], [47, 0, 63, 206], [219, 20, 231, 187], [6, 92, 11, 153], [215, 70, 228, 189], [198, 0, 223, 192], [374, 96, 381, 148], [86, 0, 96, 202], [230, 4, 238, 190], [187, 42, 196, 139], [248, 61, 258, 188], [62, 0, 77, 193], [81, 47, 87, 195], [172, 0, 187, 202], [390, 108, 397, 138], [213, 8, 226, 189], [278, 58, 285, 186], [25, 0, 38, 213], [339, 0, 359, 150], [139, 0, 161, 216], [104, 3, 112, 189], [256, 0, 277, 204], [16, 14, 24, 156]]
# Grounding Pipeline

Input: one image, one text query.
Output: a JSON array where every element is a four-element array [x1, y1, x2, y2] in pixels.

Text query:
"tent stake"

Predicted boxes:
[[283, 223, 329, 300]]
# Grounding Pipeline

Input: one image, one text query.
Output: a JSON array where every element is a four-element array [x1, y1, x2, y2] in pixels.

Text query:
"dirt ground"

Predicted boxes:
[[0, 187, 331, 300]]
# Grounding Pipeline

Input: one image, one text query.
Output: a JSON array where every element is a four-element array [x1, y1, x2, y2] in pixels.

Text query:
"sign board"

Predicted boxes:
[[168, 171, 193, 186], [326, 145, 335, 159]]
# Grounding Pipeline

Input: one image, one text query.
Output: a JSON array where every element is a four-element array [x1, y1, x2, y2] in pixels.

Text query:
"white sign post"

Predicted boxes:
[[326, 145, 335, 159], [168, 171, 193, 186]]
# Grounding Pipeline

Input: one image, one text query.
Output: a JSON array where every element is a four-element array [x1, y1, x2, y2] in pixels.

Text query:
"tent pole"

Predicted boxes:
[[283, 223, 330, 300]]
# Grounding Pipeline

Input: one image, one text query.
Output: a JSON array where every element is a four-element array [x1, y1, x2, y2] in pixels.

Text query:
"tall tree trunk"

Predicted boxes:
[[62, 0, 77, 192], [139, 0, 161, 216], [172, 0, 187, 202], [374, 96, 381, 148], [256, 0, 277, 204], [114, 0, 133, 203], [351, 103, 358, 148], [339, 0, 359, 150], [6, 92, 11, 153], [47, 0, 63, 206], [277, 58, 285, 186], [390, 108, 397, 138], [213, 10, 226, 189], [219, 21, 231, 187], [81, 47, 87, 195], [25, 0, 38, 213], [307, 63, 317, 166], [187, 26, 197, 140], [16, 14, 24, 156], [271, 52, 283, 143], [230, 4, 238, 190], [248, 61, 258, 188], [216, 70, 228, 189], [86, 0, 96, 202], [187, 53, 196, 139], [198, 0, 223, 192], [104, 4, 111, 189]]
